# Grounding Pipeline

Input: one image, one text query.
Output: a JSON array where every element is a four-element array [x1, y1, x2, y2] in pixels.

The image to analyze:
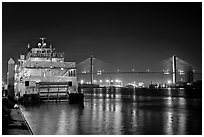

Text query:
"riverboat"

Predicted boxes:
[[14, 38, 80, 102]]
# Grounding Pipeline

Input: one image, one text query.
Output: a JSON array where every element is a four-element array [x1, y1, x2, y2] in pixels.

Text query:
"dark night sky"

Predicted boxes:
[[2, 2, 202, 81]]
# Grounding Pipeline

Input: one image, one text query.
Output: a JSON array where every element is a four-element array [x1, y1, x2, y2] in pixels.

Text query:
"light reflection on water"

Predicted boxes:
[[21, 88, 202, 135]]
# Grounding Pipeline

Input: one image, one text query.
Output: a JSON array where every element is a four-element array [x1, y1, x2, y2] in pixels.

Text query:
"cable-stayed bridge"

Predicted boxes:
[[76, 55, 201, 86]]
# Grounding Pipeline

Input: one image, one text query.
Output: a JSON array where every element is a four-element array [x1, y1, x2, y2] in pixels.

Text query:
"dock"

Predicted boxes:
[[2, 98, 33, 135]]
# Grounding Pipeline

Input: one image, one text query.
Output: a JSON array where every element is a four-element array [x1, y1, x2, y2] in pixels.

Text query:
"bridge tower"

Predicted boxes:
[[172, 55, 177, 84], [90, 55, 93, 84]]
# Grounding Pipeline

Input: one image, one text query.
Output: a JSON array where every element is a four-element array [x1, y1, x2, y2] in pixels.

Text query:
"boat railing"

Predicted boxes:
[[27, 52, 64, 58]]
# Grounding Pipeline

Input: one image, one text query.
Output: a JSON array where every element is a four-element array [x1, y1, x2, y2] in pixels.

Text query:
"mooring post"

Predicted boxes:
[[7, 58, 15, 101]]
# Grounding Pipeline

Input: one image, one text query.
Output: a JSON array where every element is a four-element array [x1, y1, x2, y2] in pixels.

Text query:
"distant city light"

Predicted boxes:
[[99, 80, 102, 83], [164, 70, 170, 74], [97, 70, 102, 75], [106, 80, 110, 83], [93, 80, 97, 83], [138, 82, 144, 87], [167, 80, 171, 84], [80, 80, 84, 84], [179, 70, 185, 75]]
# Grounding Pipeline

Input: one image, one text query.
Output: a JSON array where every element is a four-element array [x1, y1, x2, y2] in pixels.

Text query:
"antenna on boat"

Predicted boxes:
[[27, 43, 30, 49], [27, 43, 31, 51], [40, 37, 46, 48], [40, 37, 46, 44]]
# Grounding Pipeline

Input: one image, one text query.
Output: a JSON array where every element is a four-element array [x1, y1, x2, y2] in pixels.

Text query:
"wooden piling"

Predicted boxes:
[[7, 58, 15, 100]]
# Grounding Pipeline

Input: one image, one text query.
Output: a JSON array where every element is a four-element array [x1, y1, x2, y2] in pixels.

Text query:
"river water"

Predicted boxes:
[[21, 87, 202, 135]]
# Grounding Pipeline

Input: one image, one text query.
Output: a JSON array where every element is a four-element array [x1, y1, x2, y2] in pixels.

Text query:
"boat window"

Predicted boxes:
[[70, 71, 73, 77], [73, 70, 76, 77]]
